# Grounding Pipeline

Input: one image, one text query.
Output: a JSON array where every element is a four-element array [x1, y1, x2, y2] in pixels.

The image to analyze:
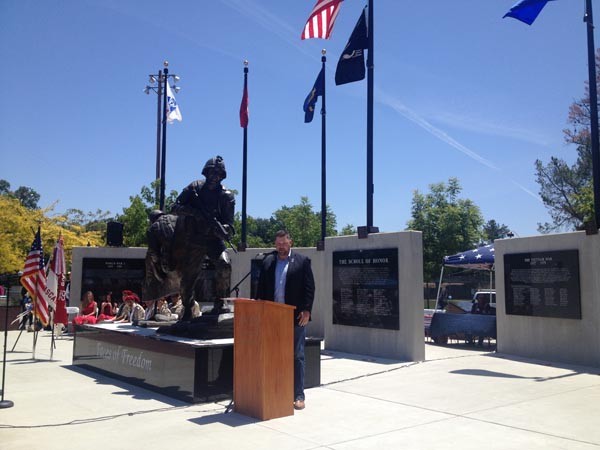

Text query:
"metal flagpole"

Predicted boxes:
[[584, 0, 600, 231], [155, 69, 163, 203], [318, 50, 327, 251], [32, 270, 37, 360], [1, 276, 15, 408], [240, 60, 249, 251], [363, 0, 379, 236], [160, 63, 169, 212]]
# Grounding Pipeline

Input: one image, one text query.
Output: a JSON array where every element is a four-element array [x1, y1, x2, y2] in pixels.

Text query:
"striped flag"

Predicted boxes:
[[20, 227, 51, 326], [47, 235, 68, 325], [301, 0, 343, 40]]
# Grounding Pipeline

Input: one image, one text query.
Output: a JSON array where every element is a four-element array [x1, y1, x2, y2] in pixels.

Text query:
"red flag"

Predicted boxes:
[[20, 227, 51, 326], [240, 84, 249, 128], [301, 0, 343, 40], [47, 235, 68, 325]]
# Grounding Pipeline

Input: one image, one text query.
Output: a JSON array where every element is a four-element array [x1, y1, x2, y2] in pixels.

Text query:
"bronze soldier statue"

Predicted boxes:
[[170, 155, 235, 320]]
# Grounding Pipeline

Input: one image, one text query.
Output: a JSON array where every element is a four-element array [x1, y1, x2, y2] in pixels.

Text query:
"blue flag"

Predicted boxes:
[[335, 7, 368, 86], [503, 0, 555, 25], [303, 67, 325, 123]]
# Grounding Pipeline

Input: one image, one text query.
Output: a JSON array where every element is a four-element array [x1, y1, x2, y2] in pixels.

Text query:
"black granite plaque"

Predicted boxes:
[[504, 250, 581, 319], [332, 248, 399, 330], [82, 258, 145, 300]]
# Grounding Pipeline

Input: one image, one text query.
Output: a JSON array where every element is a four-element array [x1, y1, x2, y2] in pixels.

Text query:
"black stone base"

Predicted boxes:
[[73, 324, 321, 404]]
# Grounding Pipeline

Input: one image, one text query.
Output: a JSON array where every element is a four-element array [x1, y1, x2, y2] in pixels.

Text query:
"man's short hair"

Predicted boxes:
[[275, 230, 290, 240]]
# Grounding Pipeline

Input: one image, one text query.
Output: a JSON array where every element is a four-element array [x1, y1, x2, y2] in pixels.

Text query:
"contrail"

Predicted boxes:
[[376, 86, 543, 202]]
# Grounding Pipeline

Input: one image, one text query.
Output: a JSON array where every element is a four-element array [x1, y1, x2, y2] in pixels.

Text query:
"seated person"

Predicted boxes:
[[471, 294, 492, 346], [98, 292, 116, 321], [73, 291, 98, 325], [115, 291, 145, 324], [168, 294, 184, 320], [154, 297, 179, 322], [80, 291, 97, 317]]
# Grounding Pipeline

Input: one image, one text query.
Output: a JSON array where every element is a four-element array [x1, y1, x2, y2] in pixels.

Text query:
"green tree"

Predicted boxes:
[[0, 180, 41, 209], [407, 178, 484, 282], [0, 179, 10, 195], [535, 50, 598, 232], [482, 219, 511, 243], [117, 182, 180, 247], [119, 196, 149, 247], [13, 186, 41, 209], [340, 224, 356, 236], [272, 197, 337, 247]]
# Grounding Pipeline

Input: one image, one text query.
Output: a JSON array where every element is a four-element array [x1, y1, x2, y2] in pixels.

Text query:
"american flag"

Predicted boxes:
[[301, 0, 343, 40], [20, 227, 51, 326]]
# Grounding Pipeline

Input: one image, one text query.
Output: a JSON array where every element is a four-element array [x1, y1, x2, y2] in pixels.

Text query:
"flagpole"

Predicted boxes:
[[32, 265, 38, 360], [365, 0, 379, 235], [160, 62, 169, 212], [155, 69, 163, 201], [318, 50, 327, 251], [1, 274, 15, 408], [585, 0, 600, 231], [240, 60, 249, 252]]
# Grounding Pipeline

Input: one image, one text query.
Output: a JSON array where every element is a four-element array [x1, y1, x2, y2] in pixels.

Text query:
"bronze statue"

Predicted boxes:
[[170, 155, 235, 320]]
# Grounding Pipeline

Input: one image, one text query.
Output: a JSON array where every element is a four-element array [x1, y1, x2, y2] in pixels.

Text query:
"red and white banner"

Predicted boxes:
[[47, 235, 68, 325]]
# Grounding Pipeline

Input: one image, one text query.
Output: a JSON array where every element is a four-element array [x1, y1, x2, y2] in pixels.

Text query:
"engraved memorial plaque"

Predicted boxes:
[[503, 250, 581, 319], [332, 248, 399, 330], [82, 258, 146, 300]]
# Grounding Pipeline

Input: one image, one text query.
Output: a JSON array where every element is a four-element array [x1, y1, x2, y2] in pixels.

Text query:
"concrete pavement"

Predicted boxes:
[[1, 330, 599, 449]]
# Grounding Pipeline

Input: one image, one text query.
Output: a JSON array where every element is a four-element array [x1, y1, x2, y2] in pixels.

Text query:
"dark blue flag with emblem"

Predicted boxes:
[[335, 7, 368, 86], [303, 67, 325, 123], [503, 0, 556, 25]]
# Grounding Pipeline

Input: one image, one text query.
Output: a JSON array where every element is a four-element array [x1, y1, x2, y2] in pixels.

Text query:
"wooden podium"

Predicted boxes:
[[233, 298, 295, 420]]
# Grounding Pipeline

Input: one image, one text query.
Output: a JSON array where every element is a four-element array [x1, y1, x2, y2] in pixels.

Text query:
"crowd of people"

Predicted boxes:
[[72, 290, 191, 326]]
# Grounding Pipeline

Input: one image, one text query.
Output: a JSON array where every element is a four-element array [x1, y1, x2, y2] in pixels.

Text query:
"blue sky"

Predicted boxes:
[[0, 0, 591, 238]]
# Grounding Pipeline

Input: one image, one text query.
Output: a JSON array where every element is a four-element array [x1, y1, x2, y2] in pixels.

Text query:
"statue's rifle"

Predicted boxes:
[[188, 203, 238, 254]]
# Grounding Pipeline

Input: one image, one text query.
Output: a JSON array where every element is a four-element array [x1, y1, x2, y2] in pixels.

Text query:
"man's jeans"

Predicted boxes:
[[293, 324, 306, 401]]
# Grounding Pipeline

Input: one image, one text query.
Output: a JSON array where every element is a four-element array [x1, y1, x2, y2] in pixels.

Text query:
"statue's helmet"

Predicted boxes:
[[149, 210, 164, 223], [202, 155, 227, 179]]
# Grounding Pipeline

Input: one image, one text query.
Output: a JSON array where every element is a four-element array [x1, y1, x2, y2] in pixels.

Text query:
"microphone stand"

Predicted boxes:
[[227, 252, 272, 297]]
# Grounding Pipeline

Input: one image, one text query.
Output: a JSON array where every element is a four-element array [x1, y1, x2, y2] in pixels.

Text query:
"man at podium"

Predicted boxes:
[[256, 230, 315, 410]]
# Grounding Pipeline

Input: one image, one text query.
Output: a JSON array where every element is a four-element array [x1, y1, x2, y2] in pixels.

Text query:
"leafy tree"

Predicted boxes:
[[0, 196, 103, 274], [272, 197, 337, 247], [0, 179, 10, 195], [0, 180, 41, 209], [535, 50, 598, 232], [119, 196, 150, 247], [407, 178, 484, 282], [116, 182, 180, 247], [482, 219, 511, 243], [340, 224, 356, 236], [13, 186, 41, 209]]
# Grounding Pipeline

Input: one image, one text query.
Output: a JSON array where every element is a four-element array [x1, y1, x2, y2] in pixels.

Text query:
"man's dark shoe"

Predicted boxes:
[[293, 399, 305, 410]]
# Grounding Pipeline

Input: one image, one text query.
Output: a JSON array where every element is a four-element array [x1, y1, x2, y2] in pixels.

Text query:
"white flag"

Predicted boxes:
[[166, 82, 182, 123]]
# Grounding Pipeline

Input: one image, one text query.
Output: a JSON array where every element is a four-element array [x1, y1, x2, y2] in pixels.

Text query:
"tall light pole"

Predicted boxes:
[[145, 61, 180, 211]]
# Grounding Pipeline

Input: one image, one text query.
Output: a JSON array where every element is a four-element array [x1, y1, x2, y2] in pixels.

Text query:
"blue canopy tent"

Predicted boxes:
[[429, 244, 497, 344], [434, 244, 495, 311]]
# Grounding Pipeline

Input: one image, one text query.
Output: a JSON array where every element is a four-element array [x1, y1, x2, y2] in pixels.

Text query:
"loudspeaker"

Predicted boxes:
[[107, 221, 124, 247]]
